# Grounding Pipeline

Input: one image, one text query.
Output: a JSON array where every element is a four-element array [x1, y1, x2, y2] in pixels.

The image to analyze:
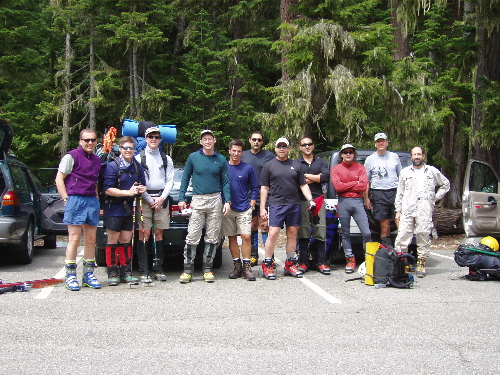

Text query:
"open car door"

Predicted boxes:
[[462, 159, 500, 237]]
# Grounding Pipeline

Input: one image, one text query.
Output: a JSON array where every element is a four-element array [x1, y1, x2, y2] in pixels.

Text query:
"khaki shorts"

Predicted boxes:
[[138, 200, 170, 230], [221, 207, 252, 236]]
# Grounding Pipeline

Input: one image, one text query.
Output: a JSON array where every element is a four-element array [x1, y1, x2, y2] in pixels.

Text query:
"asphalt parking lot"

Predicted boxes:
[[0, 235, 498, 375]]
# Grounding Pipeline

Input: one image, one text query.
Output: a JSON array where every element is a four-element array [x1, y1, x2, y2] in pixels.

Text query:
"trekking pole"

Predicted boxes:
[[151, 209, 159, 271], [128, 196, 139, 288], [139, 193, 152, 285]]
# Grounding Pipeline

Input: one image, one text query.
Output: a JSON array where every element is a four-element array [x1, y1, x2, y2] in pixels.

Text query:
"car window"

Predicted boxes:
[[29, 170, 46, 193], [469, 161, 498, 194], [172, 168, 193, 191], [9, 165, 30, 192]]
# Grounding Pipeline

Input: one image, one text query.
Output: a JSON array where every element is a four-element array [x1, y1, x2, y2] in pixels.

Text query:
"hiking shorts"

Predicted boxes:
[[268, 204, 301, 228], [63, 195, 99, 227], [104, 216, 133, 232], [371, 188, 397, 221], [138, 201, 170, 230], [222, 207, 252, 236]]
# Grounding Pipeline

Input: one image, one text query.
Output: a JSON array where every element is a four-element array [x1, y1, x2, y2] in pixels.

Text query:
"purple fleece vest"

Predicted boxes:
[[64, 147, 101, 196]]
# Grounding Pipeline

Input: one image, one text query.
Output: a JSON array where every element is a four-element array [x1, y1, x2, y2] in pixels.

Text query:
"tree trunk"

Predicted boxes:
[[61, 28, 72, 157], [280, 0, 297, 81], [390, 0, 410, 60], [88, 25, 96, 131]]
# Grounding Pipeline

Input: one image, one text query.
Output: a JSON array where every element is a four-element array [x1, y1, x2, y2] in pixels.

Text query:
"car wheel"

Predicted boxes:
[[43, 235, 57, 249], [95, 247, 106, 267], [15, 221, 34, 264]]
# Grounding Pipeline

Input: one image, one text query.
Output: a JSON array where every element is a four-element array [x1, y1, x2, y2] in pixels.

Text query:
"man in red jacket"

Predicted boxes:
[[330, 144, 372, 273]]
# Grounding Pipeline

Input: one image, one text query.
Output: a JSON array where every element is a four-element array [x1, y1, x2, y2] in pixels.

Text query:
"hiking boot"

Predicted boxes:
[[65, 274, 80, 291], [261, 261, 276, 280], [416, 258, 426, 278], [204, 272, 215, 283], [82, 272, 101, 289], [318, 264, 331, 275], [154, 273, 167, 282], [242, 261, 256, 281], [140, 274, 153, 284], [345, 257, 356, 274], [107, 266, 119, 286], [179, 272, 192, 284], [229, 259, 243, 279], [250, 252, 259, 267], [121, 273, 140, 285], [284, 259, 303, 278], [297, 263, 309, 273]]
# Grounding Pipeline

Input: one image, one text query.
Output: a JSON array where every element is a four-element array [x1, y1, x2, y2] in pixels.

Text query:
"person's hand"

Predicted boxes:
[[223, 202, 231, 216], [260, 206, 268, 221], [178, 201, 186, 211], [364, 198, 372, 210], [394, 212, 401, 228]]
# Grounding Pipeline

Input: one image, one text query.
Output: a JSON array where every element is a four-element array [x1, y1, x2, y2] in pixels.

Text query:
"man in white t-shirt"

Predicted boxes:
[[394, 147, 450, 277], [364, 133, 402, 247]]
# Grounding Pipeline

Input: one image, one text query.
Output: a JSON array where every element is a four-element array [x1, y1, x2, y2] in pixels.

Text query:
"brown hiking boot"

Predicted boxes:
[[345, 257, 356, 274], [416, 257, 426, 278], [242, 261, 256, 281], [229, 259, 243, 279]]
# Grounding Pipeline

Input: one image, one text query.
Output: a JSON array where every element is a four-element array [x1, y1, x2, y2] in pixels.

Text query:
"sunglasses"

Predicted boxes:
[[252, 138, 263, 142], [121, 146, 135, 151], [276, 145, 289, 149], [147, 135, 161, 139], [81, 138, 97, 143], [343, 150, 354, 155], [301, 143, 313, 147]]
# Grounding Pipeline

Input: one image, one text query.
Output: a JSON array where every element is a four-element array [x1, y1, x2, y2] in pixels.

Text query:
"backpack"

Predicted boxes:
[[139, 149, 169, 179], [454, 244, 500, 280], [98, 150, 140, 208], [372, 245, 416, 288]]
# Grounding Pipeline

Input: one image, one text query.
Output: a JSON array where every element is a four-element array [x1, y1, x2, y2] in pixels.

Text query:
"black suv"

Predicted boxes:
[[0, 119, 67, 264]]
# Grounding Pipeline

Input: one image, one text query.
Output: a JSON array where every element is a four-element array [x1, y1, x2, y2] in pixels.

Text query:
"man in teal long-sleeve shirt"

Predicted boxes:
[[178, 129, 231, 283]]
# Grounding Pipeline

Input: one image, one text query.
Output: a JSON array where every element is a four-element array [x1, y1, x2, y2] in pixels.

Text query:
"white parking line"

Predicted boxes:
[[430, 252, 454, 260], [35, 248, 84, 300], [260, 249, 342, 304]]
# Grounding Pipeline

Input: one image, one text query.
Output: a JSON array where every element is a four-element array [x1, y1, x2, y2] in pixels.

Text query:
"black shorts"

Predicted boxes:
[[104, 216, 133, 232], [371, 189, 396, 221]]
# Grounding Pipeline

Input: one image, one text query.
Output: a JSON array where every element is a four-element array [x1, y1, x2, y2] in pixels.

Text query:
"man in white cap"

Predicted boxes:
[[135, 126, 174, 283], [330, 143, 371, 273], [177, 129, 231, 283], [363, 133, 402, 247], [259, 137, 315, 280]]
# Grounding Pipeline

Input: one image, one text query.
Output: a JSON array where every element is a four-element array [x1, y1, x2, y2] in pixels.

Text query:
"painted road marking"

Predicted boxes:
[[430, 252, 454, 260], [35, 248, 84, 299], [260, 249, 342, 304]]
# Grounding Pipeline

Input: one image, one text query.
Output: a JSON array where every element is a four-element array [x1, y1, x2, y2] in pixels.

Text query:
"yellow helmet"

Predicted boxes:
[[480, 236, 499, 252]]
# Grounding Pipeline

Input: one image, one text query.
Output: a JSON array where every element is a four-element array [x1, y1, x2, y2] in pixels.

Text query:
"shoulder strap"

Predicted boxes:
[[159, 150, 169, 172], [140, 149, 148, 172]]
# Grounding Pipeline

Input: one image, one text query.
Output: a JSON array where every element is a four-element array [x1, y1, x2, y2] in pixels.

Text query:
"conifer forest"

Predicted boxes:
[[1, 0, 499, 208]]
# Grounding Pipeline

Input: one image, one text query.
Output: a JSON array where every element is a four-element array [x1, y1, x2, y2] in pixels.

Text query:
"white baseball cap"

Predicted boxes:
[[275, 137, 289, 147]]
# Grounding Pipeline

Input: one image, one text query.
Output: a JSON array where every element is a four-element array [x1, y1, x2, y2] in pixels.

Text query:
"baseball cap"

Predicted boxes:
[[275, 137, 290, 147], [145, 127, 161, 137], [374, 133, 388, 141], [340, 143, 356, 152], [200, 129, 214, 139]]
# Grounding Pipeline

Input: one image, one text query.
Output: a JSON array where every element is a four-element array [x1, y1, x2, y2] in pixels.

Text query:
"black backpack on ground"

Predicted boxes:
[[373, 245, 416, 288]]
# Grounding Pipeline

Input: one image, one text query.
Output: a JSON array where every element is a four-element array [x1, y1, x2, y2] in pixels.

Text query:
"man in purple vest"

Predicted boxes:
[[56, 128, 102, 291]]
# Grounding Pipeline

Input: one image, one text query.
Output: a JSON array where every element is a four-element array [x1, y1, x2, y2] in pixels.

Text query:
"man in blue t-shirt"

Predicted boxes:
[[259, 137, 315, 280], [222, 139, 259, 281]]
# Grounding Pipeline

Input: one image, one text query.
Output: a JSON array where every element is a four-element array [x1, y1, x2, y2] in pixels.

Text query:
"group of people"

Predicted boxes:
[[55, 127, 450, 291]]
